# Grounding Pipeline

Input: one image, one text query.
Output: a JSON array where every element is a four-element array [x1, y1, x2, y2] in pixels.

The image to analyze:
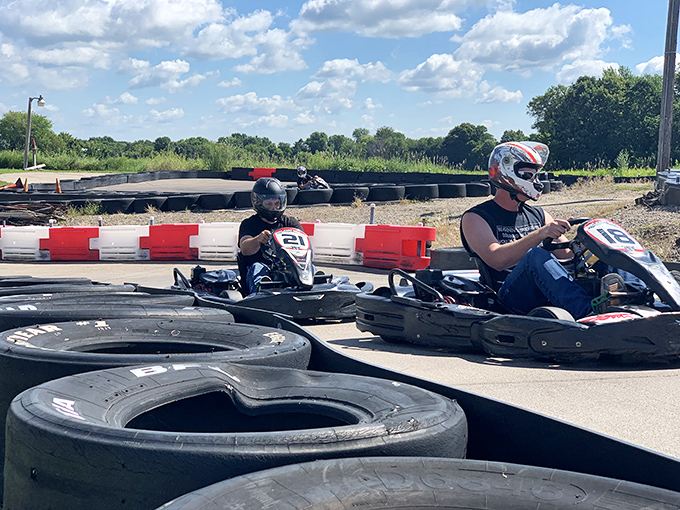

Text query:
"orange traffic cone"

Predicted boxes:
[[56, 178, 62, 193], [23, 178, 28, 192], [0, 178, 23, 191]]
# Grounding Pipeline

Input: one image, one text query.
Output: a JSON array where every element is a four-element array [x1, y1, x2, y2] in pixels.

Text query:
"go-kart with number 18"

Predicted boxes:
[[356, 217, 680, 363]]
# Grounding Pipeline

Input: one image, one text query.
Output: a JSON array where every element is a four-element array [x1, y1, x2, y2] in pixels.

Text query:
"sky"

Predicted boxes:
[[0, 0, 672, 145]]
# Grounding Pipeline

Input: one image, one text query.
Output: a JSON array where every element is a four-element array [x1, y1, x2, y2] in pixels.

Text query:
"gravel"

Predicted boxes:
[[63, 176, 680, 262]]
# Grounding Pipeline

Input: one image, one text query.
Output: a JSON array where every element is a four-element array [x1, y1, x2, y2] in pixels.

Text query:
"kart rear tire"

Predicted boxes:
[[4, 363, 467, 510], [528, 306, 575, 321], [155, 456, 680, 510]]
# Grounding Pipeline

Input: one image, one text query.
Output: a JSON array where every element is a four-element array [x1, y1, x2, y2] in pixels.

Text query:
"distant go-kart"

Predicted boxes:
[[356, 218, 680, 363], [173, 227, 372, 322]]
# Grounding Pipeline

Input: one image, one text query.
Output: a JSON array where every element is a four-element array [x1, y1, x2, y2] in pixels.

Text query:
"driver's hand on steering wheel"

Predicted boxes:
[[257, 230, 271, 244], [543, 218, 571, 239]]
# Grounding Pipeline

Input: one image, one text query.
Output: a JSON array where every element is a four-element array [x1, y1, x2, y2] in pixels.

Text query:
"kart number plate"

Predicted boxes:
[[583, 219, 643, 252]]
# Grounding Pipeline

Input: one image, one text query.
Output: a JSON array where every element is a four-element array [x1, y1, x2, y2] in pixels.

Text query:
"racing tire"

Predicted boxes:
[[232, 190, 253, 209], [155, 456, 680, 510], [437, 183, 467, 198], [0, 319, 311, 500], [404, 183, 439, 201], [197, 192, 234, 211], [367, 185, 405, 202], [285, 186, 298, 205], [541, 180, 552, 194], [330, 186, 370, 203], [550, 179, 564, 191], [99, 197, 134, 213], [132, 194, 168, 213], [528, 306, 575, 321], [0, 283, 135, 297], [465, 182, 491, 197], [4, 363, 467, 510], [295, 188, 334, 205], [163, 194, 200, 211], [0, 303, 234, 332]]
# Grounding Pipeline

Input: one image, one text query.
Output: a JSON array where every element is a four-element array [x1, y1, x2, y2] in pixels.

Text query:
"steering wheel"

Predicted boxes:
[[542, 217, 590, 251]]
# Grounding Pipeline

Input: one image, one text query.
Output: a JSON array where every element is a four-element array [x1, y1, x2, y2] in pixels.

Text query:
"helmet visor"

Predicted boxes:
[[253, 192, 287, 213]]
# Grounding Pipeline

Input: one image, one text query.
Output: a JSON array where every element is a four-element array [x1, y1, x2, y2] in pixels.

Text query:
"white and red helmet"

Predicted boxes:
[[488, 141, 549, 200]]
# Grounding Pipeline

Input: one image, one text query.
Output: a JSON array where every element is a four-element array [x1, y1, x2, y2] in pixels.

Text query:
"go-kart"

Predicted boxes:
[[356, 218, 680, 363], [172, 227, 372, 322]]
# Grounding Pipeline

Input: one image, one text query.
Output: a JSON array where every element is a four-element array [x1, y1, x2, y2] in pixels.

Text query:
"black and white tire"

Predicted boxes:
[[437, 183, 467, 198], [367, 185, 405, 202], [404, 183, 439, 201], [0, 318, 311, 501], [156, 456, 680, 510], [0, 303, 234, 332], [4, 363, 467, 510]]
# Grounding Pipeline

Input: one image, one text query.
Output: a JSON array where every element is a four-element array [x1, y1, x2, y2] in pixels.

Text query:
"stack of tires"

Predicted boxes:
[[0, 275, 469, 510]]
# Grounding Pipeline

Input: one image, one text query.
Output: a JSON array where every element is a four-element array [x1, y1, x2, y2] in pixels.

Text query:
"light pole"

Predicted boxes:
[[23, 95, 45, 171]]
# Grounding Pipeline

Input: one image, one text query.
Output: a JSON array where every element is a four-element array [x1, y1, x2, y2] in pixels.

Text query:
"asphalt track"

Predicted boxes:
[[2, 171, 680, 461]]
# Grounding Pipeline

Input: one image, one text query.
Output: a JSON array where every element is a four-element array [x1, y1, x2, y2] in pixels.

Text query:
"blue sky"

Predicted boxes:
[[0, 0, 671, 144]]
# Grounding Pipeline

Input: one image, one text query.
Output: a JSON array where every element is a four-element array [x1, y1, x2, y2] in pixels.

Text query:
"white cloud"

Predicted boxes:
[[234, 114, 290, 129], [556, 60, 619, 84], [82, 103, 120, 117], [454, 4, 628, 73], [296, 78, 355, 113], [106, 92, 139, 104], [28, 45, 111, 69], [218, 78, 242, 88], [636, 56, 664, 75], [294, 111, 316, 124], [119, 58, 214, 91], [398, 54, 483, 98], [216, 92, 297, 115], [476, 82, 522, 103], [314, 58, 392, 82], [364, 98, 381, 110], [146, 97, 167, 105], [233, 29, 311, 74], [292, 0, 474, 38], [149, 107, 185, 122]]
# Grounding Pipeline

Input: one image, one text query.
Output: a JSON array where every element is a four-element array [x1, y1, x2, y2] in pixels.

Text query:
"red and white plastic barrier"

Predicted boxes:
[[0, 222, 435, 270]]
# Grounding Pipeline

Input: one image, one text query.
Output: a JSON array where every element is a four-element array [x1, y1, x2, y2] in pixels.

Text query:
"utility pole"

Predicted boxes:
[[657, 0, 680, 176]]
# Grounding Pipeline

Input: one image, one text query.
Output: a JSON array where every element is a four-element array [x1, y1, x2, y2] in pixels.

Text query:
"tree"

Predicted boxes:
[[305, 131, 329, 154], [369, 126, 406, 159], [500, 130, 528, 143], [441, 123, 497, 170], [328, 134, 354, 156], [0, 111, 60, 152], [174, 137, 212, 159], [154, 136, 172, 153], [352, 127, 369, 142]]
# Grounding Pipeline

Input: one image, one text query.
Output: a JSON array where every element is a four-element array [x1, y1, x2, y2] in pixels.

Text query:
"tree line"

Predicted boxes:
[[0, 67, 674, 172]]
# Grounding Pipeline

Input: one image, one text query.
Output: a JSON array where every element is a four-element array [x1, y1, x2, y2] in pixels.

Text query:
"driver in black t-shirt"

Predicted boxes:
[[238, 177, 302, 295]]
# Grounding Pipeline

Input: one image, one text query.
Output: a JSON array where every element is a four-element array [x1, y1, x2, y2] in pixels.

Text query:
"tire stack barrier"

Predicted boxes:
[[0, 222, 434, 269]]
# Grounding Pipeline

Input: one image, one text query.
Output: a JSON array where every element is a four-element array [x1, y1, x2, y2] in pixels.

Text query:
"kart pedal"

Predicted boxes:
[[592, 273, 627, 313]]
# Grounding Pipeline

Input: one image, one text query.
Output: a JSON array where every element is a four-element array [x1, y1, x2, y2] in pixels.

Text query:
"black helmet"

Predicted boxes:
[[251, 177, 287, 222]]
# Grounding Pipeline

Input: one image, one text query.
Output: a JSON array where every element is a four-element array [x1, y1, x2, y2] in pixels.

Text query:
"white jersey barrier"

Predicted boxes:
[[0, 222, 434, 270]]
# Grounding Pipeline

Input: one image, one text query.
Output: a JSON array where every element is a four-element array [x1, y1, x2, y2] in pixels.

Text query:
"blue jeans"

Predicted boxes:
[[245, 262, 271, 296], [244, 262, 319, 295], [498, 248, 594, 319]]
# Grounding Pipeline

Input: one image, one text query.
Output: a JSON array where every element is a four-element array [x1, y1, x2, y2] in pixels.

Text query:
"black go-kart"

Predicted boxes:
[[172, 227, 372, 322], [356, 218, 680, 363]]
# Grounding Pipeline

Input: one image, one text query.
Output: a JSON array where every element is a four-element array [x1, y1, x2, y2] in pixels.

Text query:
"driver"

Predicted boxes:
[[460, 141, 625, 319], [239, 177, 303, 295], [297, 166, 313, 190]]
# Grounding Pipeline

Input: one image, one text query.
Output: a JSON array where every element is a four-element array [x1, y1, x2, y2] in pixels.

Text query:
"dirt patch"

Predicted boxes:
[[63, 176, 680, 262]]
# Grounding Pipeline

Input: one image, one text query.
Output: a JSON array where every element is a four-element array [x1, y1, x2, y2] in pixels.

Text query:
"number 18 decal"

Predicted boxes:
[[584, 219, 643, 251]]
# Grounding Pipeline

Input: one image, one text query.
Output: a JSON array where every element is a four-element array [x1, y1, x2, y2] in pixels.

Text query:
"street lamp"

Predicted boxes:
[[23, 95, 45, 171]]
